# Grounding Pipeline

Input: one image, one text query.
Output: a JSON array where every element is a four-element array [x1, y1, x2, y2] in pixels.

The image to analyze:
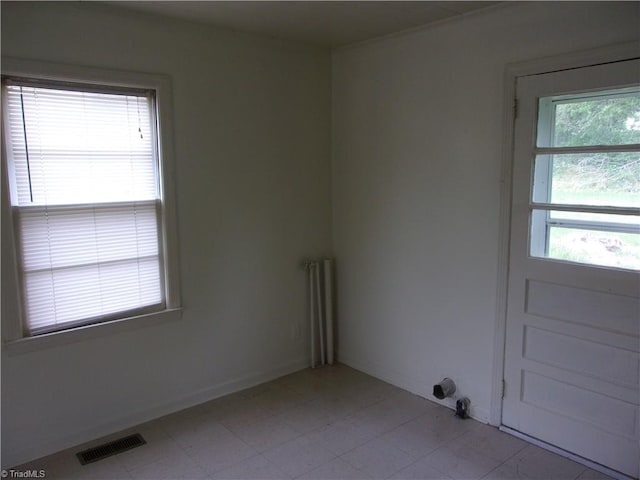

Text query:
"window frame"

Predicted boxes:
[[1, 58, 181, 352], [529, 86, 640, 267]]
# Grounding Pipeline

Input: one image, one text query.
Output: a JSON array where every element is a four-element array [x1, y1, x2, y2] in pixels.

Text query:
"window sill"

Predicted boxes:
[[2, 308, 182, 356]]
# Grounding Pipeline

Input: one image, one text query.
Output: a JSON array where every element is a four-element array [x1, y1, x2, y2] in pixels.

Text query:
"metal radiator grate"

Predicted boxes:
[[76, 433, 146, 465]]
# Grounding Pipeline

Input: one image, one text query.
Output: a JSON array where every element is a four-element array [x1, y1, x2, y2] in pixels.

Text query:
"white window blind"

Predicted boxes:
[[4, 81, 165, 335]]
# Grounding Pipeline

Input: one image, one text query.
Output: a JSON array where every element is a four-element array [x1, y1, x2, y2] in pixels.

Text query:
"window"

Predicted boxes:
[[530, 86, 640, 270], [2, 61, 180, 339]]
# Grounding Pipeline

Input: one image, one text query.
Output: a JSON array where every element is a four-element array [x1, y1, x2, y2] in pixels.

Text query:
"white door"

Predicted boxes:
[[503, 59, 640, 478]]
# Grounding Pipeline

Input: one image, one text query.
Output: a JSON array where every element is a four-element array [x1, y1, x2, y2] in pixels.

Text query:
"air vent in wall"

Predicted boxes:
[[76, 433, 146, 465]]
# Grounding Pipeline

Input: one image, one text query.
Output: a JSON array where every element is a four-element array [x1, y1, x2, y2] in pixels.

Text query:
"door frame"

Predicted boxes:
[[491, 41, 640, 428]]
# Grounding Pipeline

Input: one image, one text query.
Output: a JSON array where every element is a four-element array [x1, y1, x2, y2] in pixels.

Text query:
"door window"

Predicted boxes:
[[530, 87, 640, 270]]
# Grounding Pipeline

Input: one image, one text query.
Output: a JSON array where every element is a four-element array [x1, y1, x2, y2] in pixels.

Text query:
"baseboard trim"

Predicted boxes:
[[499, 426, 635, 480], [3, 357, 309, 469], [338, 351, 490, 424]]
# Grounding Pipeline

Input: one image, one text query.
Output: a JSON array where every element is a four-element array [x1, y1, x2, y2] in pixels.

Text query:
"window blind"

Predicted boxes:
[[4, 82, 165, 335]]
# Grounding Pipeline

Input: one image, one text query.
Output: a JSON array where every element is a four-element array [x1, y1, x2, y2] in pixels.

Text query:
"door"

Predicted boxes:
[[503, 59, 640, 478]]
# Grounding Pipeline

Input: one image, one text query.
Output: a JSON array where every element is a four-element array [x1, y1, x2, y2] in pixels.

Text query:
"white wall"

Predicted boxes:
[[3, 0, 639, 469], [332, 2, 639, 421], [1, 2, 331, 467]]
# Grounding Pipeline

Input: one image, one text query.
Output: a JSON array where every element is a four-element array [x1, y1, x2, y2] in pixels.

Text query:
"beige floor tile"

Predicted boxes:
[[274, 399, 337, 434], [111, 424, 184, 472], [305, 416, 380, 455], [352, 393, 431, 434], [214, 396, 272, 430], [341, 436, 418, 479], [159, 411, 231, 450], [212, 454, 290, 480], [420, 444, 502, 480], [448, 424, 528, 463], [229, 416, 301, 452], [494, 445, 588, 480], [391, 457, 453, 480], [11, 366, 614, 480], [182, 425, 256, 475], [297, 457, 372, 480], [575, 467, 616, 480], [262, 433, 336, 477], [382, 408, 475, 459], [126, 450, 209, 480]]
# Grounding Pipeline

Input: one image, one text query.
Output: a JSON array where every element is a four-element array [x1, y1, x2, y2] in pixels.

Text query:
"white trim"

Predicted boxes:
[[1, 358, 309, 469], [338, 350, 491, 424], [492, 41, 640, 427], [334, 2, 513, 53], [1, 57, 182, 343], [0, 100, 25, 342], [1, 57, 171, 94], [499, 426, 635, 480], [490, 57, 518, 427], [502, 42, 640, 80], [2, 308, 183, 356], [530, 203, 640, 217], [534, 144, 640, 155]]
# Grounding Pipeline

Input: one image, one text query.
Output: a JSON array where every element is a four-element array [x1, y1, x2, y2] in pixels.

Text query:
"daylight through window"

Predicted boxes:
[[530, 87, 640, 270], [3, 79, 166, 335]]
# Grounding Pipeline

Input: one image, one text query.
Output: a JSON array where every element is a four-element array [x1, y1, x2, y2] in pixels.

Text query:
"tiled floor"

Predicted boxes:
[[16, 364, 613, 479]]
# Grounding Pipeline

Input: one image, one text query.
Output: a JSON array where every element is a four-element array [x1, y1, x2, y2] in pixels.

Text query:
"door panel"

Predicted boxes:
[[503, 59, 640, 478], [525, 279, 639, 337]]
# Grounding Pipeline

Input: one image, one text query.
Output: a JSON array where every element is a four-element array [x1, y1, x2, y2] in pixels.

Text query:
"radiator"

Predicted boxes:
[[304, 258, 335, 367]]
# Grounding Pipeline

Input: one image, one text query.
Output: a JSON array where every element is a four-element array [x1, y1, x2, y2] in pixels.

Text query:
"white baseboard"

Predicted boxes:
[[338, 351, 490, 424], [4, 357, 309, 469]]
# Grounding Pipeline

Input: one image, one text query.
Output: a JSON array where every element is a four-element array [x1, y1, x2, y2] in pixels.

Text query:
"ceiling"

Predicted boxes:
[[108, 1, 501, 48]]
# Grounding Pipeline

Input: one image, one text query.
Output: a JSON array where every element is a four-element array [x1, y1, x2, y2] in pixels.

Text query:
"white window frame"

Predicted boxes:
[[530, 87, 640, 267], [1, 58, 181, 353]]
